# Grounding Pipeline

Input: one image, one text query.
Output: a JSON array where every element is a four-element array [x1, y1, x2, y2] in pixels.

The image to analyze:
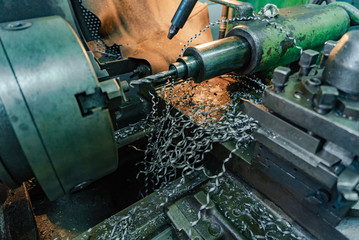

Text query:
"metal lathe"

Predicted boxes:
[[0, 0, 359, 239]]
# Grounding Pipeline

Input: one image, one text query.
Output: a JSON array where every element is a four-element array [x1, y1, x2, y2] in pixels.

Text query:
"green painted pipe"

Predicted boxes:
[[227, 4, 350, 73]]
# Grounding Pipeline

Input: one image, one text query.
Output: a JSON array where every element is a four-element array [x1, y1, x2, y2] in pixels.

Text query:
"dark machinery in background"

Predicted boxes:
[[0, 0, 359, 239]]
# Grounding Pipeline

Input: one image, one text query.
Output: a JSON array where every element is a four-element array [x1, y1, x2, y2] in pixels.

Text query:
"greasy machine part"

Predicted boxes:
[[0, 16, 118, 200]]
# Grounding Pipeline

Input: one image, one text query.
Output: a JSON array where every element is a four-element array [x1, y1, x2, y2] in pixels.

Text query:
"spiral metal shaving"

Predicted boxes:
[[139, 75, 263, 238], [210, 176, 306, 240]]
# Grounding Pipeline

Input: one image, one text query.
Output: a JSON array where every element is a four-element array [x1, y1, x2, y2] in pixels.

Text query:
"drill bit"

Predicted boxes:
[[130, 69, 177, 87]]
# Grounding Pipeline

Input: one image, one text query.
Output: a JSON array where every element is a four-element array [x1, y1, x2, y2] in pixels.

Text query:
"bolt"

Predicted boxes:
[[9, 22, 23, 28], [208, 223, 221, 236], [334, 165, 342, 175], [337, 98, 359, 119], [272, 66, 291, 93], [4, 21, 32, 31], [298, 49, 319, 77], [306, 77, 322, 87], [316, 190, 330, 203], [293, 91, 303, 99], [320, 40, 337, 68], [70, 180, 92, 193], [305, 190, 330, 205], [232, 209, 241, 216], [313, 86, 339, 114]]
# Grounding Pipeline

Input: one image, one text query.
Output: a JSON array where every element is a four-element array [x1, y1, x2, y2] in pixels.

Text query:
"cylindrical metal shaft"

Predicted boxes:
[[136, 36, 250, 85], [182, 36, 250, 82]]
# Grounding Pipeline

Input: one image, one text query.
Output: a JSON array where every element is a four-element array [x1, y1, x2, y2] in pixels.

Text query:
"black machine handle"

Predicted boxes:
[[168, 0, 198, 39]]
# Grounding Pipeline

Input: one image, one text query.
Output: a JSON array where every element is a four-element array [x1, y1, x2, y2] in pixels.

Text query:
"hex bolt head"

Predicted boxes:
[[313, 85, 339, 114], [298, 49, 319, 77], [323, 40, 337, 57], [272, 66, 291, 93], [320, 40, 337, 68], [300, 49, 320, 67], [337, 99, 359, 119]]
